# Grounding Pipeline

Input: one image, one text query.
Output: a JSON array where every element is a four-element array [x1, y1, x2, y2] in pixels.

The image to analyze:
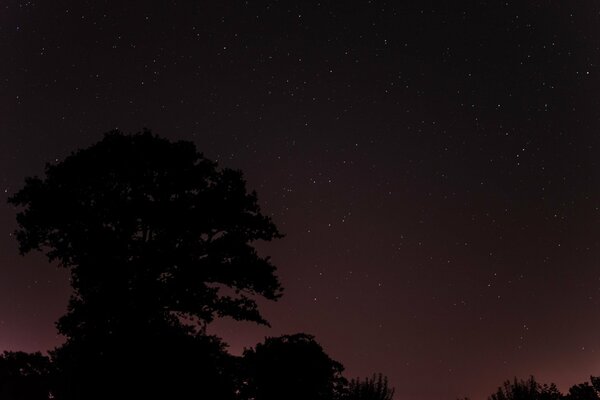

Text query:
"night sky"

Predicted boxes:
[[2, 1, 600, 399]]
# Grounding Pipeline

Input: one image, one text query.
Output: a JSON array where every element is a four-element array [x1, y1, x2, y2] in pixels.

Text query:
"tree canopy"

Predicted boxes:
[[241, 333, 347, 400], [9, 130, 283, 341], [345, 373, 395, 400], [0, 352, 52, 400]]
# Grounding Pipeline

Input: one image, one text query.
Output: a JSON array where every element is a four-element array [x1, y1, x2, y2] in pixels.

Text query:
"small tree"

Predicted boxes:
[[489, 377, 562, 400], [566, 381, 600, 400], [345, 373, 395, 400], [241, 333, 347, 400]]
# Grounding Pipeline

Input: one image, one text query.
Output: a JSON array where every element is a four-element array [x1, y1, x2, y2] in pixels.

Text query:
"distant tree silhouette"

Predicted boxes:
[[489, 377, 562, 400], [591, 377, 600, 394], [565, 380, 600, 400], [240, 333, 347, 400], [8, 130, 283, 399], [0, 352, 52, 400], [345, 373, 395, 400], [486, 376, 600, 400], [50, 328, 237, 399]]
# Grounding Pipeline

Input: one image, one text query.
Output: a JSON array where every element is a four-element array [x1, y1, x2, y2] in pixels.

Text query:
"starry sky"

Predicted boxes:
[[2, 1, 600, 399]]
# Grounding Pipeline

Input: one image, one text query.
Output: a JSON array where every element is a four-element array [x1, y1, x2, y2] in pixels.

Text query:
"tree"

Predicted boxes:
[[0, 351, 52, 400], [9, 130, 283, 399], [489, 377, 562, 400], [345, 373, 395, 400], [50, 328, 237, 400], [9, 130, 282, 338], [591, 377, 600, 393], [565, 381, 600, 400], [240, 333, 347, 400]]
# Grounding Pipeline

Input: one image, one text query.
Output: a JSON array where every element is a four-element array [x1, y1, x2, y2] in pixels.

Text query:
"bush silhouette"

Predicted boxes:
[[565, 380, 600, 400], [241, 333, 347, 400], [489, 377, 562, 400], [345, 373, 395, 400]]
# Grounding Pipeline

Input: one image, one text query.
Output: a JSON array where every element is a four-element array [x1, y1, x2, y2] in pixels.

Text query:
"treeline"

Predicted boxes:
[[485, 376, 600, 400], [1, 348, 599, 400], [0, 341, 394, 400]]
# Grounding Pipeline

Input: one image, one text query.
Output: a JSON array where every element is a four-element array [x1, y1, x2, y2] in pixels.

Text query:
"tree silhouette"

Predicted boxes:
[[345, 373, 395, 400], [9, 130, 282, 336], [0, 352, 52, 400], [486, 376, 600, 400], [50, 328, 237, 400], [565, 380, 600, 400], [240, 333, 347, 400], [591, 376, 600, 393], [489, 377, 562, 400], [8, 130, 283, 399]]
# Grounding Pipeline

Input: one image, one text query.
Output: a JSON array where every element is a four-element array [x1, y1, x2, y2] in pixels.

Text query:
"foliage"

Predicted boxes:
[[565, 380, 600, 400], [0, 352, 52, 400], [8, 130, 284, 399], [6, 130, 403, 400], [241, 333, 347, 400], [489, 377, 563, 400], [591, 376, 600, 393], [8, 130, 283, 341], [345, 373, 395, 400], [50, 330, 237, 400], [487, 376, 600, 400]]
